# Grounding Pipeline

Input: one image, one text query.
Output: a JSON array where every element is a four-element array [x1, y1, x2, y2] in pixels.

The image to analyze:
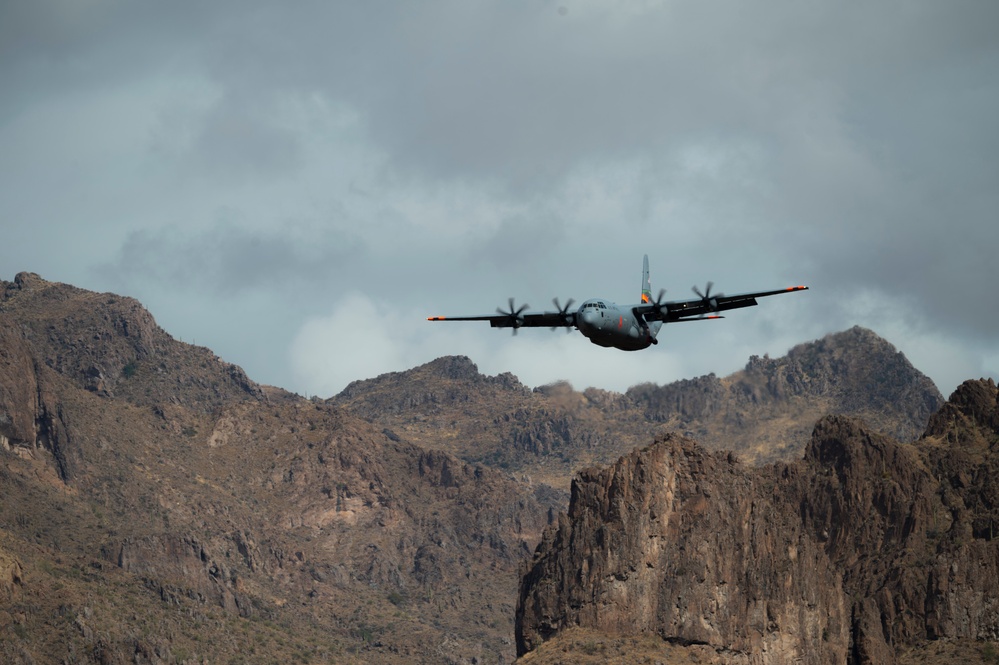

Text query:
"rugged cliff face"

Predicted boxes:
[[517, 379, 999, 664], [517, 435, 850, 664]]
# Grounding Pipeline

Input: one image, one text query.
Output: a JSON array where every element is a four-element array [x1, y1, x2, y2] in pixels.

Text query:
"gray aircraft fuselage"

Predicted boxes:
[[575, 299, 663, 350]]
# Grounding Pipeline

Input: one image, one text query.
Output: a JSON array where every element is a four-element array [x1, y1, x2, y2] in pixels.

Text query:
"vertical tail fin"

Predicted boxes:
[[641, 254, 652, 303]]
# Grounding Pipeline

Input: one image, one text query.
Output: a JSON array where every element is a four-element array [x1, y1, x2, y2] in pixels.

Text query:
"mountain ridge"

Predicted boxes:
[[0, 272, 970, 663], [335, 325, 943, 488]]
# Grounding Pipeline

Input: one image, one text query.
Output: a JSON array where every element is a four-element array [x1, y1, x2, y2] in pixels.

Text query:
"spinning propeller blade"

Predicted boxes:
[[497, 298, 530, 335], [551, 297, 576, 331], [692, 282, 724, 312]]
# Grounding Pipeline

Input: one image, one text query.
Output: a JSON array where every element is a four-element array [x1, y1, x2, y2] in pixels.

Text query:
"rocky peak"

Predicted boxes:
[[613, 328, 944, 464], [0, 272, 261, 409], [13, 271, 43, 290], [1, 271, 55, 302], [331, 328, 947, 485], [533, 380, 574, 397], [925, 378, 999, 439], [799, 415, 936, 571], [804, 415, 908, 479], [920, 378, 999, 547], [334, 354, 530, 421], [424, 354, 482, 380], [742, 326, 939, 407]]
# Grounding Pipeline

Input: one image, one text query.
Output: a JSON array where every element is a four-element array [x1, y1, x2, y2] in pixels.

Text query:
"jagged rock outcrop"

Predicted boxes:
[[0, 320, 80, 480], [517, 379, 999, 664], [107, 534, 254, 617], [0, 549, 23, 603], [626, 374, 727, 422], [517, 435, 849, 664]]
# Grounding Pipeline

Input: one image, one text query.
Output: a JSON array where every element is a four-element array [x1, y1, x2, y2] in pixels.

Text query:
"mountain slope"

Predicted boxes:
[[0, 273, 558, 664], [516, 378, 999, 664]]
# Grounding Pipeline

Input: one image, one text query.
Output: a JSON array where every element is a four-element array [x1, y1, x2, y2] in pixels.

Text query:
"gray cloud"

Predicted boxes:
[[1, 0, 996, 397]]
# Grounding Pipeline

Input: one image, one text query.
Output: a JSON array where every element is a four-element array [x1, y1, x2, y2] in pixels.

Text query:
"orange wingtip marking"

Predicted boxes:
[[428, 316, 446, 321], [786, 285, 808, 291]]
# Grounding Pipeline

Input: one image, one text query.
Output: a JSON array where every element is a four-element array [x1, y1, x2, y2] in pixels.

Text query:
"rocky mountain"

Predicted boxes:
[[627, 326, 943, 460], [516, 378, 999, 664], [0, 273, 559, 663], [335, 326, 943, 486], [0, 271, 966, 664]]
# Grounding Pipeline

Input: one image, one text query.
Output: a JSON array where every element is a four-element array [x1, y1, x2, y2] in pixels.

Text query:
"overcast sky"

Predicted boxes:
[[2, 1, 997, 399]]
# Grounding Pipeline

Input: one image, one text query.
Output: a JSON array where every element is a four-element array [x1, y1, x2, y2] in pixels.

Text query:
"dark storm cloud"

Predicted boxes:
[[185, 2, 756, 184], [2, 0, 997, 396], [0, 2, 209, 120], [183, 2, 999, 187]]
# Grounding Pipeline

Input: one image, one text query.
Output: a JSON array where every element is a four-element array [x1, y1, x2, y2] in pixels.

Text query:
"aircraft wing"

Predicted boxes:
[[638, 285, 809, 322], [428, 308, 574, 330]]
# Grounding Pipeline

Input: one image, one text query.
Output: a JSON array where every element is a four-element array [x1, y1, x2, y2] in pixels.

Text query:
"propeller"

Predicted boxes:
[[647, 288, 669, 318], [550, 297, 575, 331], [497, 298, 530, 334], [692, 282, 724, 313]]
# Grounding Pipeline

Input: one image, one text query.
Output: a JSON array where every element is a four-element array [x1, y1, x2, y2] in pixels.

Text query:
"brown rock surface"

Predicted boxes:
[[517, 435, 849, 664], [0, 548, 23, 603], [517, 379, 999, 664]]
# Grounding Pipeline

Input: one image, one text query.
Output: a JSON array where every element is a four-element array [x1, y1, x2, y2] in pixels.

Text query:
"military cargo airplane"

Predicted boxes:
[[428, 255, 808, 351]]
